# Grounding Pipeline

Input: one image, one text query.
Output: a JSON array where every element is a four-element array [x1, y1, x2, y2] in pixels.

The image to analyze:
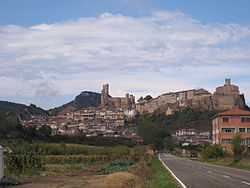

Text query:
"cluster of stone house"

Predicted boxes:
[[174, 129, 211, 146], [20, 107, 138, 137], [66, 107, 137, 136]]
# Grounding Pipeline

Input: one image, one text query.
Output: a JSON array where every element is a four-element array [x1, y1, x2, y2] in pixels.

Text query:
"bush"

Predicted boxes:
[[97, 160, 134, 174], [201, 144, 226, 160]]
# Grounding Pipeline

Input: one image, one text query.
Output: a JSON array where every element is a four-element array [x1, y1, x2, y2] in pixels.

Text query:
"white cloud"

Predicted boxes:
[[0, 10, 250, 108]]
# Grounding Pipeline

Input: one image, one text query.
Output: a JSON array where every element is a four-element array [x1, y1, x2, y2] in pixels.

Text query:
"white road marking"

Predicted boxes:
[[241, 181, 250, 186], [159, 154, 187, 188], [223, 175, 230, 178], [208, 171, 212, 173]]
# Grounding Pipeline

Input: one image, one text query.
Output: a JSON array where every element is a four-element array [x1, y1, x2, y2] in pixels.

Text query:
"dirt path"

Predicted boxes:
[[7, 172, 105, 188]]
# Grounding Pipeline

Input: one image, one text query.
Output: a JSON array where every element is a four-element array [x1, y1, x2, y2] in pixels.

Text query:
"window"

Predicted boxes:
[[241, 139, 246, 145], [247, 138, 250, 146], [223, 117, 229, 122], [221, 128, 235, 133], [239, 128, 246, 133], [247, 128, 250, 133], [221, 139, 231, 144], [241, 117, 250, 122]]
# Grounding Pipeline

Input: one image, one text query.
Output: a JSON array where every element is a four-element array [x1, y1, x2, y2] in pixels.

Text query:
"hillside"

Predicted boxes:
[[0, 102, 49, 123], [48, 91, 101, 115], [0, 101, 26, 116]]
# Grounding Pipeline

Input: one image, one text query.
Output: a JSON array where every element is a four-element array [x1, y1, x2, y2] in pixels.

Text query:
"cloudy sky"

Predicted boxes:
[[1, 0, 250, 109]]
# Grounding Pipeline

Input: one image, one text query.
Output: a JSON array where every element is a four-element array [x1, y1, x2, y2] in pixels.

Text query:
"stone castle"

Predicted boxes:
[[136, 79, 247, 115], [100, 84, 136, 108]]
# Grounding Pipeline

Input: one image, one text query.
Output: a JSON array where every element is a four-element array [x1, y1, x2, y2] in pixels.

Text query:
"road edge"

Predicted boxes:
[[158, 153, 187, 188]]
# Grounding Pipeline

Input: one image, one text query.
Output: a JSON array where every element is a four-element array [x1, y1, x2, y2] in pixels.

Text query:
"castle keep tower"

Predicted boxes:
[[213, 79, 244, 110], [214, 79, 239, 96], [101, 84, 110, 107], [100, 84, 135, 108]]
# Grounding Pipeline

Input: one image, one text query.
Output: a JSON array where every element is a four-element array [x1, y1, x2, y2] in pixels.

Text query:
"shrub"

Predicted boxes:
[[201, 144, 226, 160], [232, 133, 246, 163], [97, 160, 134, 174]]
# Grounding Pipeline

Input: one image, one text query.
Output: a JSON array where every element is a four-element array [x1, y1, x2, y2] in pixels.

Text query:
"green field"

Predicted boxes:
[[1, 141, 180, 187]]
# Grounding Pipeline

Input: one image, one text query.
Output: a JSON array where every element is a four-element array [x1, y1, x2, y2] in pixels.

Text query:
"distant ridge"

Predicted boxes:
[[0, 101, 26, 116], [0, 101, 49, 123], [48, 91, 101, 116]]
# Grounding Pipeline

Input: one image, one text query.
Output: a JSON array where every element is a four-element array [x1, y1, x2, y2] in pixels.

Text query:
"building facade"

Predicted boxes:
[[212, 109, 250, 152]]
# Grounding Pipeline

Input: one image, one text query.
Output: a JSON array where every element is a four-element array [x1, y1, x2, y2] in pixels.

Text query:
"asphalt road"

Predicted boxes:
[[159, 153, 250, 188]]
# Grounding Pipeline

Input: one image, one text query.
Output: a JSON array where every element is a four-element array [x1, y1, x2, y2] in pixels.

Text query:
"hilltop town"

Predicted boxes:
[[17, 79, 248, 143]]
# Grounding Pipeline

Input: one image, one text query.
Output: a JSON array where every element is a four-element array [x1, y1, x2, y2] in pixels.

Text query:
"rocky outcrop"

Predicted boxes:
[[48, 91, 101, 116]]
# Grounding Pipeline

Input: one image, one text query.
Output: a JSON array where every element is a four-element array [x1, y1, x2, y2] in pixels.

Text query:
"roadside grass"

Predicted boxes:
[[186, 152, 250, 171], [150, 156, 180, 188], [201, 157, 250, 171]]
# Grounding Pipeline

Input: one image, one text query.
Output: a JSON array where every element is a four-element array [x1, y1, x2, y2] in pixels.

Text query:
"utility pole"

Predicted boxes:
[[0, 146, 4, 180]]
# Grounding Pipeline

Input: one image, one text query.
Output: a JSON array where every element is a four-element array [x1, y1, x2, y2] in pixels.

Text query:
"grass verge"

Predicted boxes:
[[199, 157, 250, 171], [150, 156, 180, 188]]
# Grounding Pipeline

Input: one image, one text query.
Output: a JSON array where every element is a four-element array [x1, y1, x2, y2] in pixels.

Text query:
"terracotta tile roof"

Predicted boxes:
[[218, 109, 250, 115]]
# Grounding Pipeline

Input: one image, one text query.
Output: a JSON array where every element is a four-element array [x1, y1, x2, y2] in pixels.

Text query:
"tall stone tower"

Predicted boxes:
[[215, 78, 239, 96], [213, 78, 245, 110], [101, 84, 110, 107]]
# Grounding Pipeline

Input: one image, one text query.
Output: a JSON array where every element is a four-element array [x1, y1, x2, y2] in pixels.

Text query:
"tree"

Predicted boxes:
[[163, 136, 175, 151], [37, 125, 52, 140], [137, 115, 170, 150], [137, 96, 144, 102], [232, 133, 246, 163], [144, 95, 153, 101]]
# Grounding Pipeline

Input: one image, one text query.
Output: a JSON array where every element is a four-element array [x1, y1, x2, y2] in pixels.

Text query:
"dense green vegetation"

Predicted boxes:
[[136, 114, 171, 150], [133, 108, 218, 149]]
